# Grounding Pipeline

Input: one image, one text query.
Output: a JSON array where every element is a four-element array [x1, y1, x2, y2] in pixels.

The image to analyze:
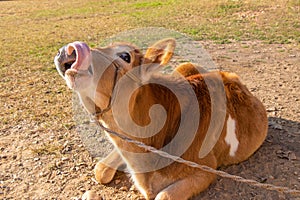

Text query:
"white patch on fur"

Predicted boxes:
[[225, 115, 239, 157]]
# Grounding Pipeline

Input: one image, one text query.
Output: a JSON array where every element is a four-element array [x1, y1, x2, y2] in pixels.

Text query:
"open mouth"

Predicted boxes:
[[64, 61, 73, 71], [62, 59, 93, 76], [55, 48, 77, 77], [56, 42, 92, 75], [63, 57, 76, 75], [55, 41, 92, 89]]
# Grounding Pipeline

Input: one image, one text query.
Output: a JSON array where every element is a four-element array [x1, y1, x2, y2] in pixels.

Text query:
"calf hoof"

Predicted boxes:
[[94, 161, 117, 184]]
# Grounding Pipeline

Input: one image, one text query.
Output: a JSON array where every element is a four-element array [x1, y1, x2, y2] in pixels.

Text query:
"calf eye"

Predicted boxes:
[[118, 52, 131, 63]]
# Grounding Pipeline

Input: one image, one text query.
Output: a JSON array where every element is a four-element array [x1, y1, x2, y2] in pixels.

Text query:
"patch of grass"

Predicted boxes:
[[184, 28, 201, 37], [214, 0, 243, 17], [242, 45, 250, 48], [277, 49, 285, 52], [133, 2, 164, 9], [0, 0, 299, 131], [31, 144, 63, 156], [219, 55, 232, 59], [170, 0, 299, 43]]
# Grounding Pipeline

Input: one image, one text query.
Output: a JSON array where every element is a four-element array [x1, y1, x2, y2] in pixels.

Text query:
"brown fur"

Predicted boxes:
[[173, 62, 207, 77], [55, 39, 268, 200]]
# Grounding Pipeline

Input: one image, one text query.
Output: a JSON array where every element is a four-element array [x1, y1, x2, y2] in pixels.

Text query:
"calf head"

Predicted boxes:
[[54, 39, 176, 114]]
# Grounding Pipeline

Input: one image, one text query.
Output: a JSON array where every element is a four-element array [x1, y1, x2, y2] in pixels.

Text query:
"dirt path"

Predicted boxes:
[[1, 41, 299, 200]]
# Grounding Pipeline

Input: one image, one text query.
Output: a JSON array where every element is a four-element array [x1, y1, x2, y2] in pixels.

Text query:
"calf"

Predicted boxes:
[[54, 38, 268, 200]]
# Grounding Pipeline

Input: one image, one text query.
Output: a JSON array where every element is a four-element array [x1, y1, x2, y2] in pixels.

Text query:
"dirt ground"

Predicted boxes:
[[1, 41, 299, 200]]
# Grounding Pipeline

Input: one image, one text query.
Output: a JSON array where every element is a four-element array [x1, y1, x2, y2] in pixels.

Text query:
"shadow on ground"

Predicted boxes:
[[81, 116, 300, 199], [194, 117, 300, 200]]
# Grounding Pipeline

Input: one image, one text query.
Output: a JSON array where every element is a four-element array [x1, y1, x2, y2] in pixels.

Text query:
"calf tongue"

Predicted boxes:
[[66, 41, 91, 71]]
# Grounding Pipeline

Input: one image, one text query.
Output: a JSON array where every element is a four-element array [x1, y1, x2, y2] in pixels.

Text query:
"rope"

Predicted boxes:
[[92, 119, 300, 196]]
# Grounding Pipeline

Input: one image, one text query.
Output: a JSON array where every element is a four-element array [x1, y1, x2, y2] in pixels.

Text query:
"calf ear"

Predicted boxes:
[[136, 38, 175, 82], [139, 38, 176, 82], [143, 38, 176, 66]]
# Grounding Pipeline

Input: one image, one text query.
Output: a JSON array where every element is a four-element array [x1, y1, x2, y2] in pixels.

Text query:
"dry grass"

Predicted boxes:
[[1, 0, 299, 130]]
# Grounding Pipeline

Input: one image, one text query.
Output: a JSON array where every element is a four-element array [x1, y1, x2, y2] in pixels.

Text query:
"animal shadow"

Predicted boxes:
[[194, 117, 300, 200]]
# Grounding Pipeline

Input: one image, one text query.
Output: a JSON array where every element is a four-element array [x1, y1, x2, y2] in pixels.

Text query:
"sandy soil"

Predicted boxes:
[[1, 41, 299, 200]]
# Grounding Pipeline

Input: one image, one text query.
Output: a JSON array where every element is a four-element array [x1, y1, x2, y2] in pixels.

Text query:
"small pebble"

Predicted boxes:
[[120, 186, 128, 191], [39, 171, 49, 177], [289, 152, 297, 160], [130, 185, 137, 192], [62, 157, 69, 161], [82, 190, 102, 200], [34, 157, 40, 161], [56, 161, 63, 167]]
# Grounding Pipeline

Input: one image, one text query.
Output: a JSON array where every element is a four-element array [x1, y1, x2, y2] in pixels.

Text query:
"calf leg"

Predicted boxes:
[[94, 149, 124, 184], [155, 171, 216, 200]]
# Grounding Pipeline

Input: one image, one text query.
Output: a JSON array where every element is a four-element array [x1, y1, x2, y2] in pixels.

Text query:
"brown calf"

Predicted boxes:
[[54, 38, 268, 200]]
